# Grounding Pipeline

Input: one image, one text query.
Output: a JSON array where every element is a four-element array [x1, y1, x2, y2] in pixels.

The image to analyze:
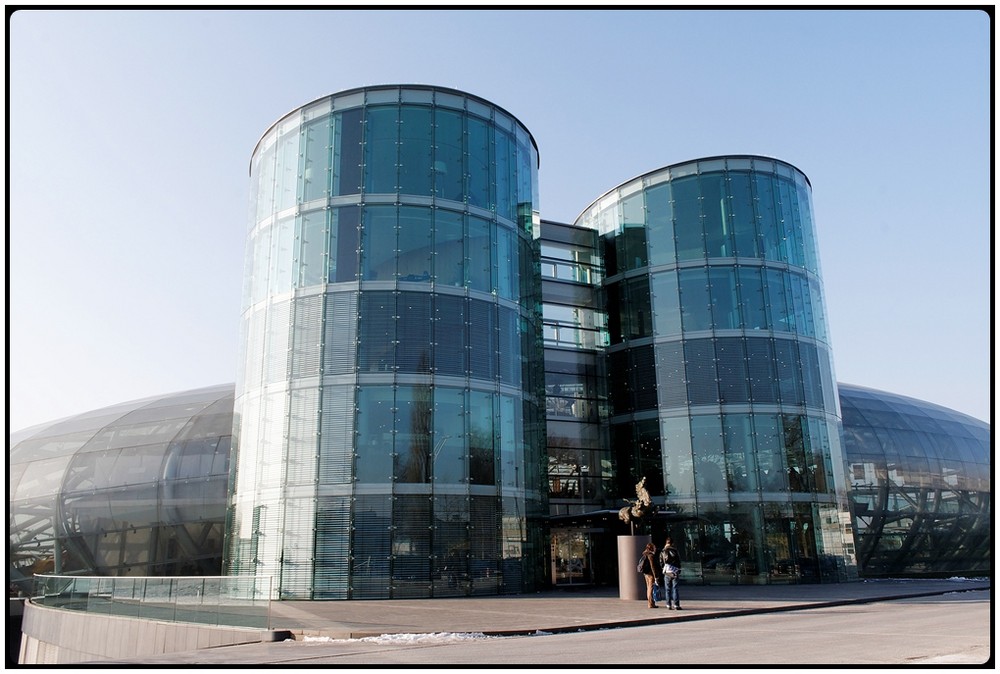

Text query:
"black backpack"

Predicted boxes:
[[636, 555, 647, 573]]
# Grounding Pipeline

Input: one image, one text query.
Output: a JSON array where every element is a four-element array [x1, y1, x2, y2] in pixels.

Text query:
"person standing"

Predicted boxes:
[[639, 542, 663, 608], [659, 537, 682, 609]]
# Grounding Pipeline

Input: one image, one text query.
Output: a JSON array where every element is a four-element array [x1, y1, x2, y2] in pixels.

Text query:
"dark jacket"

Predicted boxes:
[[659, 545, 680, 569]]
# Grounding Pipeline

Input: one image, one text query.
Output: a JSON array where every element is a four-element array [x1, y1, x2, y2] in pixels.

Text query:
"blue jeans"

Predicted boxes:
[[664, 574, 680, 606]]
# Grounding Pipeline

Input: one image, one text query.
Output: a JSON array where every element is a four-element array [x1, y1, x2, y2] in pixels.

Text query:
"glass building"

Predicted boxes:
[[7, 87, 991, 597], [573, 156, 853, 583], [9, 380, 988, 594], [8, 384, 233, 590], [227, 85, 547, 599], [839, 383, 991, 577]]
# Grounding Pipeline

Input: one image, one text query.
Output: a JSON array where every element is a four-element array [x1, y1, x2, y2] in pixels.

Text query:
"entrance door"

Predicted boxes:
[[551, 529, 592, 585]]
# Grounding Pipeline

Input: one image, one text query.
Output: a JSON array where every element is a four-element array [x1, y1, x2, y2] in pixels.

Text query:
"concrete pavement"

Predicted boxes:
[[268, 577, 989, 639]]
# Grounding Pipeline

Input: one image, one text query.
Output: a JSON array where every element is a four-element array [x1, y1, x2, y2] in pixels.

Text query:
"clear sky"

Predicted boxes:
[[8, 8, 992, 431]]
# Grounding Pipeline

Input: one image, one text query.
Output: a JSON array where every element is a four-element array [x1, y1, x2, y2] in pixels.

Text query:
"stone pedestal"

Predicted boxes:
[[617, 534, 652, 601]]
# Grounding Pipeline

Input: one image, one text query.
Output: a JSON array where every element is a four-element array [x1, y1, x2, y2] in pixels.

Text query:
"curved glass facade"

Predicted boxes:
[[229, 85, 546, 599], [8, 385, 233, 593], [576, 156, 852, 583], [839, 383, 991, 577]]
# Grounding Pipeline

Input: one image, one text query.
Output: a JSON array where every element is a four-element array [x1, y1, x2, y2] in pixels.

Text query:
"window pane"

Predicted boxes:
[[301, 116, 331, 202], [684, 338, 718, 405], [729, 172, 757, 258], [398, 105, 433, 197], [434, 294, 466, 376], [434, 109, 464, 202], [397, 206, 432, 282], [737, 266, 767, 331], [467, 115, 492, 209], [433, 387, 466, 484], [754, 173, 781, 262], [396, 292, 431, 373], [358, 291, 395, 372], [650, 271, 681, 337], [467, 216, 492, 292], [496, 225, 517, 300], [621, 192, 647, 271], [764, 268, 792, 333], [468, 390, 495, 485], [723, 414, 757, 492], [625, 276, 651, 340], [395, 385, 432, 483], [330, 205, 360, 283], [716, 337, 749, 404], [645, 183, 675, 266], [661, 416, 694, 498], [434, 209, 464, 287], [708, 266, 739, 330], [356, 386, 394, 483], [678, 267, 712, 332], [332, 108, 363, 196], [364, 106, 399, 194], [296, 210, 327, 288], [701, 173, 731, 258], [362, 205, 396, 281], [691, 415, 727, 496], [672, 176, 703, 260]]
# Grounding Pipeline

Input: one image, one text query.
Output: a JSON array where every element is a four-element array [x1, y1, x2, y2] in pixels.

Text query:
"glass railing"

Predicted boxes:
[[32, 575, 273, 629]]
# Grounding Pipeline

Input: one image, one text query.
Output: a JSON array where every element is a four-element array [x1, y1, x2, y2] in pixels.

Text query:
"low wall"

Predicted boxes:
[[19, 600, 286, 664]]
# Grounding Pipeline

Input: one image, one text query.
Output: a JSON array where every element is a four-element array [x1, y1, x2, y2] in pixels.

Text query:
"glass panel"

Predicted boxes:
[[269, 216, 294, 294], [755, 414, 788, 492], [684, 338, 718, 405], [691, 415, 727, 497], [621, 192, 647, 271], [661, 416, 694, 498], [295, 209, 327, 288], [672, 176, 703, 260], [729, 172, 757, 258], [774, 339, 803, 406], [397, 206, 432, 282], [495, 129, 512, 221], [434, 108, 464, 202], [329, 205, 360, 283], [678, 267, 712, 332], [723, 414, 757, 492], [625, 276, 651, 340], [399, 105, 433, 197], [708, 266, 739, 330], [764, 268, 792, 333], [434, 209, 464, 287], [396, 292, 432, 373], [361, 205, 397, 281], [395, 385, 432, 483], [715, 337, 749, 404], [650, 271, 681, 337], [754, 172, 781, 262], [355, 386, 395, 483], [434, 294, 466, 376], [467, 115, 492, 209], [644, 182, 674, 266], [466, 216, 492, 292], [468, 390, 495, 485], [358, 291, 395, 372], [332, 108, 363, 196], [364, 105, 399, 194], [746, 338, 779, 404], [433, 387, 466, 485], [701, 173, 731, 258], [737, 266, 767, 331], [275, 130, 300, 212], [301, 116, 331, 202], [496, 225, 517, 300]]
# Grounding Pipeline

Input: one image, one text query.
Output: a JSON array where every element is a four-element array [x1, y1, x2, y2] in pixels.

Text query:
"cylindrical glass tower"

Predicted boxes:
[[226, 85, 547, 599], [576, 155, 855, 583]]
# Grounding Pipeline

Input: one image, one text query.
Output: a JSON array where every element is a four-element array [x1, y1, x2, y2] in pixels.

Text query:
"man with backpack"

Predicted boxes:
[[659, 537, 683, 610]]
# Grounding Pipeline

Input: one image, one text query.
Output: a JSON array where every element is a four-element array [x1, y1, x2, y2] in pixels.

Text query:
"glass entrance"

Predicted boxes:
[[551, 529, 592, 585]]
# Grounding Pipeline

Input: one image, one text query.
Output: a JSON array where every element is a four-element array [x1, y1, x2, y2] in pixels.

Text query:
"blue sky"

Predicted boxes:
[[8, 8, 991, 429]]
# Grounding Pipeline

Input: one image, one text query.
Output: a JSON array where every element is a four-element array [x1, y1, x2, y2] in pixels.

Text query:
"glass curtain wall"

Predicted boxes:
[[8, 385, 234, 594], [229, 85, 546, 599], [539, 220, 611, 586], [839, 383, 991, 577], [575, 156, 855, 584]]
